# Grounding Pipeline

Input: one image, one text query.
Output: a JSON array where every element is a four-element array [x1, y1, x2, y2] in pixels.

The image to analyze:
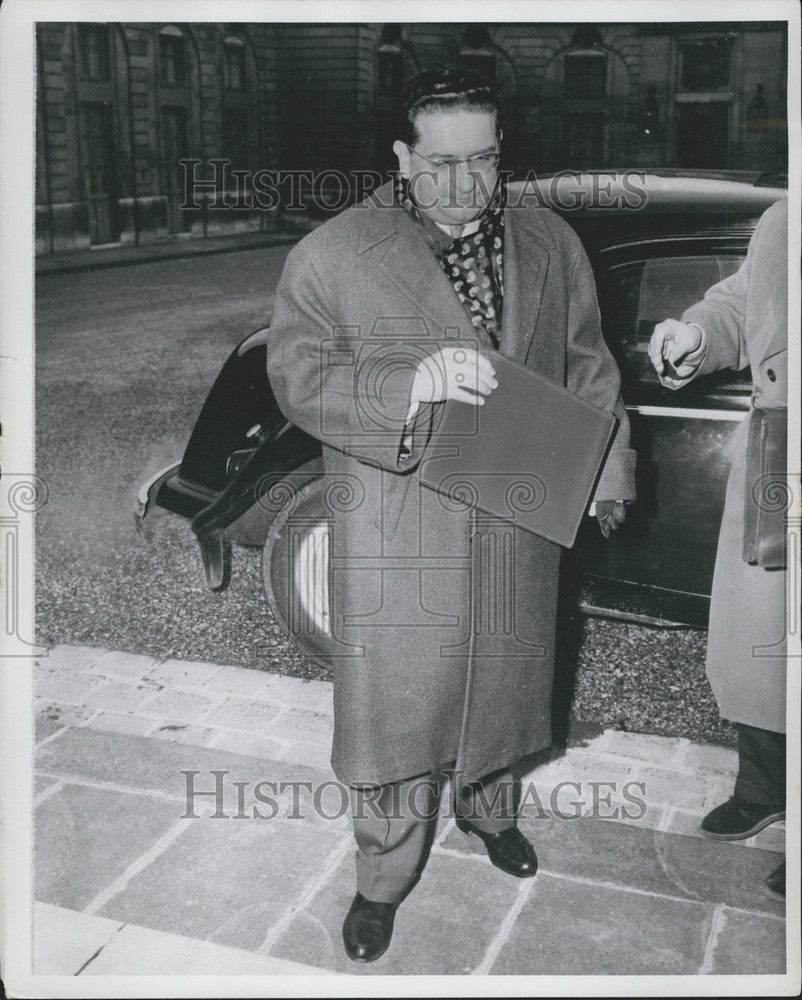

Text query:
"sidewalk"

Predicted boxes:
[[35, 225, 310, 276], [32, 644, 787, 978]]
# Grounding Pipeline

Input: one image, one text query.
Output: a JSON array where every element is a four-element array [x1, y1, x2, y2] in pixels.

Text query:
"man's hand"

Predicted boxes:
[[648, 320, 704, 383], [410, 347, 497, 407], [595, 500, 626, 539]]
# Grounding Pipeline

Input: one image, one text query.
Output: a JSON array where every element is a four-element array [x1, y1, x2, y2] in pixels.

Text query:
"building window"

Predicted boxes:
[[159, 26, 186, 87], [161, 106, 189, 190], [678, 37, 730, 92], [223, 35, 246, 91], [222, 106, 248, 170], [78, 23, 111, 81], [641, 84, 661, 139], [377, 44, 403, 95], [564, 52, 607, 99], [458, 50, 496, 83], [459, 27, 497, 83], [747, 83, 769, 131]]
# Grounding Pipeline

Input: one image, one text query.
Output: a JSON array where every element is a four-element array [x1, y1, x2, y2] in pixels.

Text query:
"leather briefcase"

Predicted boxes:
[[743, 407, 788, 569], [419, 352, 616, 548]]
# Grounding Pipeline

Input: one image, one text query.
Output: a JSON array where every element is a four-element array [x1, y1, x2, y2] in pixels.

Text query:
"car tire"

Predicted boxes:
[[228, 455, 323, 547], [261, 472, 334, 670]]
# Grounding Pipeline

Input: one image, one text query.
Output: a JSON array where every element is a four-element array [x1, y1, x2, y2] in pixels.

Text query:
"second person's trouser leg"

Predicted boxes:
[[733, 723, 786, 808]]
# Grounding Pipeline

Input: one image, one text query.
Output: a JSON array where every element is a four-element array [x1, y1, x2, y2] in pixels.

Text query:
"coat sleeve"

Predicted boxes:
[[565, 239, 636, 502], [266, 241, 434, 473], [679, 245, 751, 377]]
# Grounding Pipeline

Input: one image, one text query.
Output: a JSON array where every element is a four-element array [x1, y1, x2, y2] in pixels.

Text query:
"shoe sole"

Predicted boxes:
[[701, 810, 785, 841], [762, 884, 786, 903]]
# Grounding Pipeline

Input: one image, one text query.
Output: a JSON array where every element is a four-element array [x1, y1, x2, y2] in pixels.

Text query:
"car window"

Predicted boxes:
[[598, 254, 751, 396]]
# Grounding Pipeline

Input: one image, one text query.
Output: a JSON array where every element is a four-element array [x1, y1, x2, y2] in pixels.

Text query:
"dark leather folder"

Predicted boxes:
[[419, 352, 617, 547]]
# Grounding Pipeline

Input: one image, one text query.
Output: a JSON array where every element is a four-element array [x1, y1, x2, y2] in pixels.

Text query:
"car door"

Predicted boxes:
[[575, 237, 752, 627]]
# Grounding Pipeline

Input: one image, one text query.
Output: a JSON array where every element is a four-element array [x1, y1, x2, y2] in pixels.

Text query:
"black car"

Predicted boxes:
[[136, 171, 787, 666]]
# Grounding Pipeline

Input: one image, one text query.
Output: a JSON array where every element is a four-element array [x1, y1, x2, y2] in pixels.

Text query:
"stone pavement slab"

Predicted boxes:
[[35, 726, 331, 819], [201, 664, 331, 710], [35, 783, 182, 911], [706, 906, 787, 975], [41, 645, 108, 672], [33, 902, 123, 975], [35, 701, 96, 742], [490, 873, 717, 975], [443, 814, 785, 917], [97, 817, 347, 952], [268, 850, 524, 975], [33, 902, 328, 976], [87, 649, 161, 679]]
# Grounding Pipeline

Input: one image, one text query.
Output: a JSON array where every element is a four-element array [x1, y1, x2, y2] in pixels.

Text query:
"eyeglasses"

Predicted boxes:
[[407, 145, 501, 172]]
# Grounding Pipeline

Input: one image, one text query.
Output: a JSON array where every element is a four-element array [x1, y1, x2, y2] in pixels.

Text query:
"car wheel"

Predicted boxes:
[[261, 474, 334, 669]]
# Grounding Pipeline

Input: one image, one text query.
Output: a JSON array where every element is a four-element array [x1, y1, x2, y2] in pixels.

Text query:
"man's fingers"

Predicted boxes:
[[452, 368, 496, 396], [475, 353, 497, 381], [453, 386, 485, 405], [648, 324, 672, 374]]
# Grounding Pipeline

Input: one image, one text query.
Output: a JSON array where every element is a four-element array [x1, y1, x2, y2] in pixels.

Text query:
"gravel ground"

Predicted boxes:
[[34, 247, 735, 748]]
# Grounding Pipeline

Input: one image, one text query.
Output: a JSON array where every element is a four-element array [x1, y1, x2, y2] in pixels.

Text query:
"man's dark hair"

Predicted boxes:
[[397, 66, 501, 146]]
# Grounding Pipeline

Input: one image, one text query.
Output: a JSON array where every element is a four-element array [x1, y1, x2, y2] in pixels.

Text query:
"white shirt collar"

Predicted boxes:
[[434, 217, 482, 239]]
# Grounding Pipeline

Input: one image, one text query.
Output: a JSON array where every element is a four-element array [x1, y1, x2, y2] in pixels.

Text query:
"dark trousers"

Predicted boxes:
[[350, 768, 515, 903], [733, 723, 786, 808]]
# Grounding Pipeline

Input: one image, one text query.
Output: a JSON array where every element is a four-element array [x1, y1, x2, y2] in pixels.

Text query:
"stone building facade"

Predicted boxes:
[[35, 20, 788, 254]]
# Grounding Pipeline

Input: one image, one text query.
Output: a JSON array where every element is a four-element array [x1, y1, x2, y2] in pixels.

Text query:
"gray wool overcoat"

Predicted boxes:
[[266, 182, 636, 786], [678, 198, 788, 734]]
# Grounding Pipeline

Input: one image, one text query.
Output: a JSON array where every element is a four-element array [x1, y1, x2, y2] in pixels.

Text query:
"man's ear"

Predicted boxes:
[[393, 140, 410, 178]]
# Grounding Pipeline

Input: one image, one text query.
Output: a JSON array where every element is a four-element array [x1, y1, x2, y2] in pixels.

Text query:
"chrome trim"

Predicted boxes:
[[578, 602, 693, 629], [625, 404, 748, 422], [136, 461, 181, 520]]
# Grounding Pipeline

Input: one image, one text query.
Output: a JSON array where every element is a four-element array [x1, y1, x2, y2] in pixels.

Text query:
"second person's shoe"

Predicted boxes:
[[700, 796, 785, 840]]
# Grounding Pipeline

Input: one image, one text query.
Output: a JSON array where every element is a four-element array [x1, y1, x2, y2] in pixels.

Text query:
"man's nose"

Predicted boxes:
[[450, 161, 476, 194]]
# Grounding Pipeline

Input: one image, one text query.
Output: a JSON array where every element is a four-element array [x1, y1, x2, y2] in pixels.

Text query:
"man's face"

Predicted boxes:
[[393, 108, 500, 228]]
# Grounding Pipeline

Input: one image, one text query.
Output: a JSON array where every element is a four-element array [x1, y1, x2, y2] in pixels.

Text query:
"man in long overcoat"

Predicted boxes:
[[649, 197, 788, 897], [267, 67, 635, 961]]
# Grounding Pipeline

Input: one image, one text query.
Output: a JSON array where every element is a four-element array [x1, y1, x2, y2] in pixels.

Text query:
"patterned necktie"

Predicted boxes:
[[396, 177, 505, 348], [441, 212, 504, 347]]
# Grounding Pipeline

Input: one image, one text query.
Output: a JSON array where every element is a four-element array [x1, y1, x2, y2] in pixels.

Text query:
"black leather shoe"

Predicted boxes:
[[342, 892, 397, 963], [764, 861, 786, 901], [700, 796, 785, 841], [456, 818, 538, 877]]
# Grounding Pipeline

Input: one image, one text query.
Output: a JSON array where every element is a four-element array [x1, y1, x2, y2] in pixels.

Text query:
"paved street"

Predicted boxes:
[[34, 242, 731, 744], [32, 644, 788, 980]]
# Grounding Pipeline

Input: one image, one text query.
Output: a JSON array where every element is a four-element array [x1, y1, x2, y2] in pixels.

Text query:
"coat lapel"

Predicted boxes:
[[358, 202, 479, 340], [501, 206, 550, 362]]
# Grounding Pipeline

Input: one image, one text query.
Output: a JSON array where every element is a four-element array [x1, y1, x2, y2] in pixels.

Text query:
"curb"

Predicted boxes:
[[32, 902, 334, 977], [35, 231, 306, 276]]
